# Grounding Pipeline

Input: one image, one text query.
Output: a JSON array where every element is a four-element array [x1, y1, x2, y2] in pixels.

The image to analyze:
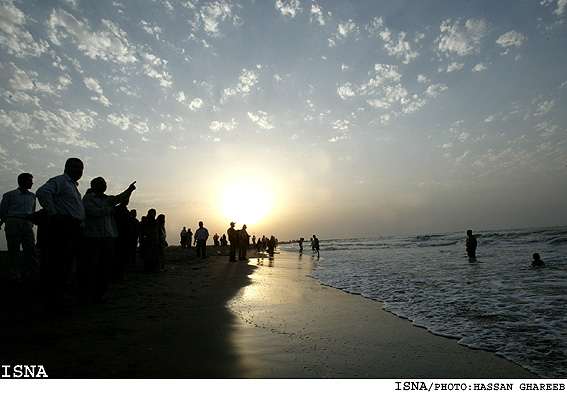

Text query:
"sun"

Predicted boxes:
[[220, 180, 271, 226]]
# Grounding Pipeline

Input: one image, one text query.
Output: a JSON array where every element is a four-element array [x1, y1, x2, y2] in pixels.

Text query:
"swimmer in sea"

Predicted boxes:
[[531, 253, 545, 267]]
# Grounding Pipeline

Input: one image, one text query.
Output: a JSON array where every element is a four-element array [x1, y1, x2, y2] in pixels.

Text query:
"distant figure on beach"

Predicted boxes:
[[0, 172, 40, 283], [239, 224, 249, 260], [298, 237, 304, 254], [252, 235, 256, 245], [194, 221, 209, 259], [466, 230, 477, 262], [531, 253, 545, 267], [227, 222, 238, 262], [267, 235, 277, 256], [221, 234, 227, 246], [36, 158, 85, 313], [187, 227, 193, 249], [312, 235, 320, 257], [213, 232, 220, 247], [157, 214, 167, 271], [180, 227, 188, 248], [140, 209, 159, 273], [78, 177, 136, 304]]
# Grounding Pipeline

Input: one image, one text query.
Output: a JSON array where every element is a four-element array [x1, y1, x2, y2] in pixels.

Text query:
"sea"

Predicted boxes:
[[280, 226, 567, 378]]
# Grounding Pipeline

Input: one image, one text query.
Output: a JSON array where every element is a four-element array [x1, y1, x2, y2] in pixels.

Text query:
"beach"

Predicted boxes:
[[0, 246, 538, 379]]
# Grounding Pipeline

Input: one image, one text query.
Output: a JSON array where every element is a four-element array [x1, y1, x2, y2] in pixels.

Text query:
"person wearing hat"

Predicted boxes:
[[227, 221, 238, 262]]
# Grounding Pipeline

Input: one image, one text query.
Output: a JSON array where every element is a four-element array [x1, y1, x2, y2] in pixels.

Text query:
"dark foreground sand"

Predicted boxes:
[[0, 246, 538, 379]]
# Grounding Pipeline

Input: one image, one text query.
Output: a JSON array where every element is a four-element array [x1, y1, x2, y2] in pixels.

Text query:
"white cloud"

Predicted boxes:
[[47, 10, 137, 63], [541, 0, 567, 16], [496, 30, 527, 48], [447, 61, 464, 72], [310, 3, 326, 25], [209, 119, 237, 132], [200, 0, 233, 36], [275, 0, 302, 17], [437, 18, 487, 56], [189, 98, 203, 111], [380, 28, 419, 64], [425, 83, 448, 98], [337, 83, 356, 99], [221, 68, 259, 102], [35, 108, 98, 148], [0, 0, 49, 58], [248, 110, 274, 130], [473, 62, 487, 72]]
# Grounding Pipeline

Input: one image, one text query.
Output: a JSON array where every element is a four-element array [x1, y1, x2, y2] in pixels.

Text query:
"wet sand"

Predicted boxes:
[[228, 250, 538, 378], [0, 247, 538, 379]]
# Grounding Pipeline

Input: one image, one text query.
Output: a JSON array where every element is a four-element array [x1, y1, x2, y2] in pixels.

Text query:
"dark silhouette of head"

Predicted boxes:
[[64, 158, 84, 181]]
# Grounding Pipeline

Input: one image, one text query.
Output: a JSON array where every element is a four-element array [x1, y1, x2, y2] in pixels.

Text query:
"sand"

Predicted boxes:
[[0, 246, 538, 379]]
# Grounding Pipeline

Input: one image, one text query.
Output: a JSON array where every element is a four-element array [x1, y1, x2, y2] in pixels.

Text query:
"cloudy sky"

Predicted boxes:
[[1, 0, 566, 244]]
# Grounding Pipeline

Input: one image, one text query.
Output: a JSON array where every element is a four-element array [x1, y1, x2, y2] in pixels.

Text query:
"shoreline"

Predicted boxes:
[[0, 246, 538, 379], [228, 250, 538, 378]]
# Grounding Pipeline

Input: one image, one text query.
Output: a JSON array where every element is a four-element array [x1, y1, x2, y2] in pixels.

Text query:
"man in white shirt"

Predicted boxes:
[[194, 221, 209, 259], [0, 173, 39, 282], [78, 177, 136, 304], [36, 158, 85, 312]]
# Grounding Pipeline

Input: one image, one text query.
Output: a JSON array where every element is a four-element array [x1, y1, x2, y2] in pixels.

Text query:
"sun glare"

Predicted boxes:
[[220, 180, 272, 226]]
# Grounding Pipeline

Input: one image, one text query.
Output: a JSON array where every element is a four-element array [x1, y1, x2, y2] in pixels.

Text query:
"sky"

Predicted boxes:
[[1, 0, 566, 246]]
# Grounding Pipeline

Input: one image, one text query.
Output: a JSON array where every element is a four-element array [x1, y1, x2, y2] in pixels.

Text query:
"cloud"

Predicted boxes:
[[209, 119, 237, 132], [541, 0, 567, 16], [47, 10, 137, 63], [337, 83, 356, 100], [221, 68, 259, 102], [84, 77, 111, 106], [379, 28, 419, 64], [437, 18, 487, 56], [496, 30, 527, 48], [447, 61, 464, 72], [275, 0, 302, 17], [199, 0, 233, 36], [0, 0, 49, 58], [473, 62, 487, 72], [248, 110, 274, 130], [34, 108, 98, 148], [310, 3, 326, 25]]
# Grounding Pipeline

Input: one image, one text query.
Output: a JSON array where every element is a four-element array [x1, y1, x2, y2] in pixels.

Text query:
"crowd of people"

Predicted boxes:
[[0, 158, 167, 315], [177, 221, 280, 261]]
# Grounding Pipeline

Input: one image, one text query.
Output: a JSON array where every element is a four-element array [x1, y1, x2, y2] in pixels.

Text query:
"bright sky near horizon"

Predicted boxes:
[[1, 0, 566, 246]]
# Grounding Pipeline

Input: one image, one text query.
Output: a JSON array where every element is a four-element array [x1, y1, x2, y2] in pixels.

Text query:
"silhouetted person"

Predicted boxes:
[[0, 173, 40, 284], [298, 237, 304, 254], [239, 224, 249, 260], [180, 227, 188, 248], [36, 158, 85, 313], [111, 202, 131, 282], [221, 234, 227, 246], [312, 235, 320, 257], [227, 222, 238, 262], [194, 221, 209, 258], [213, 233, 220, 247], [466, 230, 477, 262], [78, 177, 136, 304], [267, 235, 277, 256], [531, 253, 545, 267], [127, 209, 140, 271], [140, 209, 159, 273], [187, 227, 193, 249], [157, 214, 167, 271]]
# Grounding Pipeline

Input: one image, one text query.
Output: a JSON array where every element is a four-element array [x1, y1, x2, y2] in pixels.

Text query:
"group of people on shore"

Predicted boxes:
[[298, 235, 320, 257], [0, 158, 164, 315], [178, 222, 279, 261]]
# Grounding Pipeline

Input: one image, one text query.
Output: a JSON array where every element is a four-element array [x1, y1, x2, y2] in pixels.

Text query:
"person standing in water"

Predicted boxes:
[[466, 229, 477, 262]]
